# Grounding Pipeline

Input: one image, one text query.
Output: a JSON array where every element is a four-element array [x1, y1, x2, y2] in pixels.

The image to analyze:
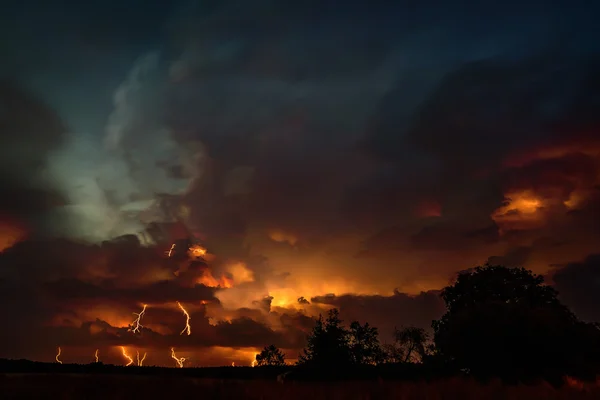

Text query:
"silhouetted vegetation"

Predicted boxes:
[[2, 264, 600, 397], [296, 308, 386, 369], [432, 264, 600, 383], [348, 321, 384, 365], [298, 308, 354, 367], [256, 345, 286, 367], [286, 264, 600, 385], [391, 326, 431, 363]]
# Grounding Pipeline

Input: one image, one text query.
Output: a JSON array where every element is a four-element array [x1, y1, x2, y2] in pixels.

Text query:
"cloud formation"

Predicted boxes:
[[0, 0, 599, 366]]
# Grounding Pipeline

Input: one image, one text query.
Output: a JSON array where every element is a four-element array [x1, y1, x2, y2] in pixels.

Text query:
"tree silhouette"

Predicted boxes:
[[255, 345, 286, 367], [433, 264, 600, 380], [348, 321, 384, 365], [393, 326, 429, 363], [381, 343, 404, 364], [298, 308, 352, 367]]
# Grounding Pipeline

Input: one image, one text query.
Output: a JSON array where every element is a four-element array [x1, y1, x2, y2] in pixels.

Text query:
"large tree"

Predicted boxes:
[[433, 264, 600, 380]]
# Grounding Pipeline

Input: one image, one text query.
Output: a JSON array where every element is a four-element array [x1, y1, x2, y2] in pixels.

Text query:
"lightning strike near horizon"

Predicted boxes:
[[55, 347, 62, 364], [94, 349, 99, 363], [170, 347, 186, 368], [176, 301, 191, 335], [137, 350, 147, 366], [121, 346, 134, 366], [128, 304, 147, 333]]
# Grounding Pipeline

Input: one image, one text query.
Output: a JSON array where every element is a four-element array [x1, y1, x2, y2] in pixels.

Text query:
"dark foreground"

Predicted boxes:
[[1, 373, 600, 399], [1, 360, 599, 399]]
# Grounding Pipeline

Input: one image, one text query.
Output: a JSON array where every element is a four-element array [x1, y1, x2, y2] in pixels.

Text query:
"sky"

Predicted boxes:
[[0, 0, 599, 367]]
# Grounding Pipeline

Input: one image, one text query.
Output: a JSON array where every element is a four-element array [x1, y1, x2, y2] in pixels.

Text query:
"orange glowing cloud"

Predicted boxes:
[[0, 217, 27, 252], [491, 190, 545, 233], [503, 137, 600, 168], [225, 262, 254, 285], [268, 229, 298, 246], [195, 270, 233, 288], [493, 135, 600, 234], [188, 244, 207, 258]]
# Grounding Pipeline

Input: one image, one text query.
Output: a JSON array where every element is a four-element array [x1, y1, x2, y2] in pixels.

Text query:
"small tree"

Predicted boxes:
[[298, 308, 352, 367], [381, 343, 404, 364], [348, 321, 384, 365], [394, 326, 429, 363], [255, 345, 286, 367]]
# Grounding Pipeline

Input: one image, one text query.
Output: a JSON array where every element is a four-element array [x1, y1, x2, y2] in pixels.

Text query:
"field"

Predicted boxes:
[[1, 374, 600, 399]]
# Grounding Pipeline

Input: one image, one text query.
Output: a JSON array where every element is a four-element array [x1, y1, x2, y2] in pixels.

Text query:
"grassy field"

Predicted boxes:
[[1, 374, 599, 399]]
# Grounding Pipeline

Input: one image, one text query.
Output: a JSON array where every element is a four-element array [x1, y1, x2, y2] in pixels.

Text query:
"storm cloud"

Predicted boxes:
[[0, 0, 599, 366]]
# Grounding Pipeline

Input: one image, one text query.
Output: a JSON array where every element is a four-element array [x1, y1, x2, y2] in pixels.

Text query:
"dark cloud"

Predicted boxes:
[[45, 279, 217, 305], [311, 291, 445, 342], [487, 246, 532, 268], [0, 82, 67, 231], [350, 53, 600, 282]]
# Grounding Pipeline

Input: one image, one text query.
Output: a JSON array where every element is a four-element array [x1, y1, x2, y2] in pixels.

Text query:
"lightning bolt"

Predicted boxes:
[[128, 304, 147, 333], [137, 350, 147, 366], [120, 346, 134, 366], [55, 347, 62, 364], [176, 301, 191, 335], [94, 349, 99, 363], [231, 362, 235, 367], [170, 347, 186, 368], [167, 243, 176, 257]]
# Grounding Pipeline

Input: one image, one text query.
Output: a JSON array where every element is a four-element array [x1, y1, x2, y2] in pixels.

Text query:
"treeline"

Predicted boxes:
[[256, 264, 600, 384]]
